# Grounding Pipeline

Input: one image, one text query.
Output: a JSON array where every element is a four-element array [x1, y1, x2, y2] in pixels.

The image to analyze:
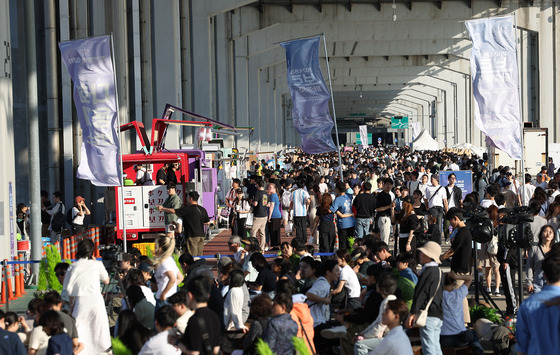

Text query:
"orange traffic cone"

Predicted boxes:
[[19, 258, 26, 295], [1, 265, 6, 304], [6, 261, 16, 301], [13, 257, 21, 299]]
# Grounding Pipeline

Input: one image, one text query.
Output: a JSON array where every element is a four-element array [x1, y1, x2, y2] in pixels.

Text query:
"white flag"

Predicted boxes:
[[465, 17, 522, 160], [359, 125, 368, 149]]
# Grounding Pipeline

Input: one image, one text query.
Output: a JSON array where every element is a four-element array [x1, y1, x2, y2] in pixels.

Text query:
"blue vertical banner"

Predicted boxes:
[[439, 170, 473, 200], [59, 35, 122, 186], [280, 37, 337, 154], [465, 17, 522, 160]]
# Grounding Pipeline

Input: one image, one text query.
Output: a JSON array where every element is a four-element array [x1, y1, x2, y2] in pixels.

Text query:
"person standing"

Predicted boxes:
[[441, 208, 472, 324], [226, 179, 241, 235], [45, 191, 65, 244], [62, 239, 111, 355], [425, 174, 448, 236], [166, 162, 179, 185], [152, 236, 183, 308], [376, 178, 395, 246], [353, 182, 376, 239], [233, 189, 251, 240], [406, 241, 444, 355], [157, 182, 182, 238], [71, 196, 90, 235], [160, 191, 210, 257], [156, 163, 169, 185], [250, 180, 269, 252], [290, 179, 310, 243], [267, 183, 282, 249], [331, 181, 356, 251], [444, 173, 462, 243]]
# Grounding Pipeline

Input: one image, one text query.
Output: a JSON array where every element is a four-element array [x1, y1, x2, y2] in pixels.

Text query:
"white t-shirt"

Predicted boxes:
[[441, 285, 469, 335], [480, 199, 497, 208], [28, 326, 49, 355], [63, 259, 109, 297], [319, 183, 329, 194], [154, 257, 180, 299], [71, 207, 85, 225], [446, 186, 457, 208], [307, 276, 331, 327], [425, 185, 447, 208], [518, 184, 536, 206], [339, 264, 361, 298], [138, 329, 182, 355]]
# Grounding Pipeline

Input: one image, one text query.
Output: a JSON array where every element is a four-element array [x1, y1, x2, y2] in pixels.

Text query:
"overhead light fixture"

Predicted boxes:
[[392, 0, 397, 21]]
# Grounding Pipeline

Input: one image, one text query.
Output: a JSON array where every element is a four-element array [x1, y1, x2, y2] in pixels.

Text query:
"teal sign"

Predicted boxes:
[[356, 133, 373, 144], [391, 116, 409, 129]]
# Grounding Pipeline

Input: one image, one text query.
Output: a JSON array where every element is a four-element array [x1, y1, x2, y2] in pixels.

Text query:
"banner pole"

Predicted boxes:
[[110, 34, 127, 253], [322, 33, 344, 181], [514, 14, 525, 305]]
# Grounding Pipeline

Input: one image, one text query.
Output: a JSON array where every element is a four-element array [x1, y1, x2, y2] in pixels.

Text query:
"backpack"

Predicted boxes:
[[66, 208, 75, 226], [51, 203, 66, 233]]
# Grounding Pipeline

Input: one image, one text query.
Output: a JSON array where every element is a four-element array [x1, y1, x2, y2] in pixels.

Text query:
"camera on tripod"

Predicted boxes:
[[497, 206, 534, 249], [98, 244, 124, 269], [462, 202, 493, 243]]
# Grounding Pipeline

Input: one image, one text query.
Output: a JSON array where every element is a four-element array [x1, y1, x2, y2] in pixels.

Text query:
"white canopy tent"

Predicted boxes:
[[452, 143, 487, 157], [411, 129, 439, 151]]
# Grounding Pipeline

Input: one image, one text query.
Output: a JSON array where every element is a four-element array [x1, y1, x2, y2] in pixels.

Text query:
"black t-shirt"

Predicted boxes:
[[376, 191, 392, 217], [253, 190, 269, 218], [156, 168, 167, 185], [450, 227, 472, 274], [255, 268, 277, 292], [353, 193, 377, 218], [175, 205, 210, 237], [414, 204, 427, 216], [400, 214, 422, 234], [166, 169, 178, 184], [182, 307, 222, 352]]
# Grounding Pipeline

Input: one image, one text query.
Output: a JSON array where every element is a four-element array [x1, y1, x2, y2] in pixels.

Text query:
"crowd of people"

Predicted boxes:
[[3, 146, 560, 354]]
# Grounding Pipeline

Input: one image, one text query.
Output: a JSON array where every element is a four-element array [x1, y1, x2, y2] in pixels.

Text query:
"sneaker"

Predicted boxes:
[[494, 290, 500, 296], [321, 326, 347, 339], [486, 288, 492, 294]]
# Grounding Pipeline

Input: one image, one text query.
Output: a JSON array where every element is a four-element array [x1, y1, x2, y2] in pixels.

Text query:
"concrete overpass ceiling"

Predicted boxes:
[[232, 0, 483, 131]]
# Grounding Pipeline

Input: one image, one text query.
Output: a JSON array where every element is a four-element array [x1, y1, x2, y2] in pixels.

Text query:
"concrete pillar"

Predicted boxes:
[[0, 0, 17, 260]]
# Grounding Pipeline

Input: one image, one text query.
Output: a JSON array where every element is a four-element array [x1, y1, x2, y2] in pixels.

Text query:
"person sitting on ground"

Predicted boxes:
[[114, 310, 152, 355], [332, 250, 363, 310], [167, 291, 193, 334], [271, 257, 297, 286], [352, 273, 398, 355], [440, 272, 484, 355], [298, 256, 320, 294], [38, 310, 73, 355], [263, 292, 299, 355], [365, 299, 413, 355], [126, 285, 155, 330], [223, 269, 250, 332], [139, 305, 181, 355], [248, 253, 277, 298], [395, 252, 418, 285], [42, 291, 83, 354], [0, 310, 26, 355], [176, 275, 222, 355], [231, 294, 272, 355], [27, 300, 50, 355], [277, 279, 316, 354]]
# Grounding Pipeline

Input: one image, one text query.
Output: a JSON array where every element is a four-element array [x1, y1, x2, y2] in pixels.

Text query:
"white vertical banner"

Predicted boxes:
[[359, 125, 368, 149], [411, 122, 422, 140], [465, 17, 522, 160]]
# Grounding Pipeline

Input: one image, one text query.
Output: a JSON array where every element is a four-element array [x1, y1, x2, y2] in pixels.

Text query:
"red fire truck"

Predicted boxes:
[[113, 105, 237, 243]]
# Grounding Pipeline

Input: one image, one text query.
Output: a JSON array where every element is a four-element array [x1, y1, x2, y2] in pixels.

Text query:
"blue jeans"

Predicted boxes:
[[440, 330, 484, 355], [419, 316, 443, 355], [354, 218, 371, 239]]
